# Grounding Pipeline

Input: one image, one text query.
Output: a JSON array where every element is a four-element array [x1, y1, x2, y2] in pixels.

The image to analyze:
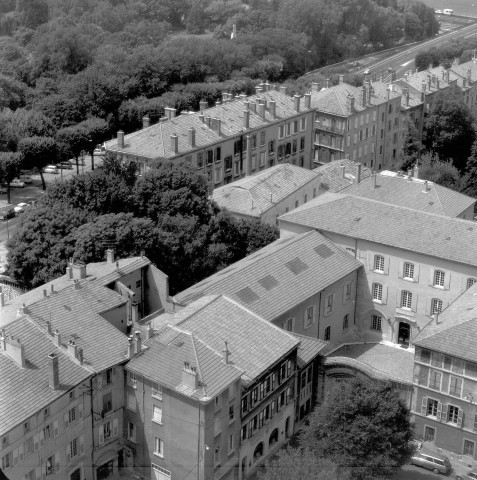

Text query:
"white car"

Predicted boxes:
[[9, 179, 25, 188], [14, 203, 29, 213], [435, 9, 442, 13], [364, 68, 370, 75], [43, 165, 58, 174]]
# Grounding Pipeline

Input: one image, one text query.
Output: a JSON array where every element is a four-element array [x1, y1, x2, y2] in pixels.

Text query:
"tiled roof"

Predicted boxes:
[[126, 323, 243, 400], [413, 283, 477, 362], [212, 164, 322, 217], [391, 81, 425, 110], [0, 317, 91, 436], [174, 231, 362, 320], [104, 91, 308, 160], [450, 61, 477, 86], [400, 68, 452, 94], [315, 159, 373, 193], [279, 192, 477, 267], [342, 171, 475, 217], [291, 333, 329, 368], [172, 295, 299, 384], [326, 342, 414, 385]]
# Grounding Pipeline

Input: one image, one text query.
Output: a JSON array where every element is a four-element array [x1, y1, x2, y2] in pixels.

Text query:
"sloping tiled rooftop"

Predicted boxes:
[[291, 333, 329, 368], [174, 231, 362, 320], [343, 171, 475, 217], [279, 192, 477, 267], [315, 159, 373, 193], [104, 90, 308, 160], [0, 317, 92, 436], [325, 342, 414, 385], [126, 323, 243, 400], [212, 164, 322, 217], [400, 68, 452, 94], [413, 283, 477, 362], [172, 295, 300, 384]]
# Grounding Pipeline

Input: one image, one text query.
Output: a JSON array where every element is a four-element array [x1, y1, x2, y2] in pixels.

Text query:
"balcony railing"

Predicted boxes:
[[315, 122, 345, 134]]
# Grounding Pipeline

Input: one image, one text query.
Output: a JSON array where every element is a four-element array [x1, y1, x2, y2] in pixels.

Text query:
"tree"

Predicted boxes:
[[398, 115, 422, 171], [15, 0, 48, 30], [461, 140, 477, 199], [0, 151, 22, 204], [78, 117, 109, 171], [418, 152, 462, 191], [18, 136, 58, 190], [300, 377, 414, 480], [425, 85, 476, 171], [56, 124, 89, 174]]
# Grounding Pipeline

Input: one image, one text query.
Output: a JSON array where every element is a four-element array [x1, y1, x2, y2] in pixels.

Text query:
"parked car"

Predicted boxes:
[[14, 202, 29, 213], [411, 449, 451, 474], [456, 470, 477, 480], [43, 165, 58, 174], [19, 174, 32, 184], [435, 9, 442, 13], [0, 205, 15, 220], [0, 184, 7, 194], [56, 161, 73, 170], [9, 179, 25, 188], [364, 68, 370, 75]]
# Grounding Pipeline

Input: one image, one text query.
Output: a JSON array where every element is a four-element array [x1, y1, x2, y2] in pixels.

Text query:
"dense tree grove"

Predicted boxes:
[[6, 157, 279, 292]]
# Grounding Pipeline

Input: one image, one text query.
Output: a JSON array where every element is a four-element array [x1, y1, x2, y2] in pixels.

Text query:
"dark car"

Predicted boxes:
[[56, 161, 73, 170], [456, 470, 477, 480], [0, 205, 15, 220]]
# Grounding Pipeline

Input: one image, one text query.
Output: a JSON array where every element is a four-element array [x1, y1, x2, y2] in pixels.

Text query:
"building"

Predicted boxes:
[[173, 230, 363, 342], [314, 159, 373, 193], [412, 283, 477, 461], [104, 87, 315, 187], [279, 191, 477, 347], [212, 164, 323, 226], [125, 295, 303, 480]]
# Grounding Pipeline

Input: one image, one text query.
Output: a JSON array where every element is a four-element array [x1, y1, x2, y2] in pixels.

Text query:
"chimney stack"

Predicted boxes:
[[51, 284, 54, 294], [304, 93, 311, 109], [340, 165, 345, 178], [106, 249, 114, 264], [46, 320, 51, 335], [182, 361, 199, 390], [134, 331, 141, 354], [48, 353, 59, 390], [373, 174, 377, 189], [43, 289, 48, 299], [269, 100, 276, 118], [16, 303, 26, 318], [258, 103, 265, 120], [414, 163, 419, 179], [66, 263, 73, 280], [311, 82, 320, 92], [326, 78, 331, 88], [170, 134, 179, 154], [249, 102, 256, 113], [77, 348, 84, 365], [199, 100, 208, 111], [361, 86, 366, 106], [423, 180, 430, 192], [117, 131, 124, 149], [279, 86, 288, 96], [339, 74, 344, 85], [294, 95, 300, 112], [72, 262, 86, 280], [127, 336, 134, 359], [199, 113, 205, 124], [147, 322, 154, 339], [243, 110, 250, 129], [164, 107, 176, 120], [54, 329, 61, 347], [68, 340, 78, 358], [188, 127, 196, 147], [222, 341, 230, 364], [74, 279, 81, 290], [142, 116, 150, 129], [356, 163, 362, 184], [0, 328, 5, 351], [255, 85, 263, 94]]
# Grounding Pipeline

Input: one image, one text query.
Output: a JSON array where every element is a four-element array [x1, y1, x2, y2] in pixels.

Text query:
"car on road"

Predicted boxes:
[[14, 203, 29, 213], [9, 179, 25, 188], [0, 205, 15, 220], [456, 470, 477, 480], [435, 9, 442, 13], [364, 68, 370, 75], [43, 165, 58, 174], [56, 161, 73, 170], [19, 175, 32, 184], [411, 449, 451, 474]]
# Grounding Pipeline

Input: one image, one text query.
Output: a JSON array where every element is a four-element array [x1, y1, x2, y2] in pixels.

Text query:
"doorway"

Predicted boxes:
[[398, 322, 410, 346]]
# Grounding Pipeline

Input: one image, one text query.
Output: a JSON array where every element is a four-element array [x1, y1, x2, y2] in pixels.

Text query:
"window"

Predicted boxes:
[[129, 372, 137, 388], [214, 166, 222, 183], [286, 123, 291, 136], [151, 464, 170, 480], [300, 137, 305, 151], [424, 426, 435, 442], [371, 315, 382, 331], [127, 393, 135, 411], [103, 392, 112, 413], [282, 318, 293, 331], [401, 291, 412, 309], [404, 262, 414, 280], [343, 314, 349, 331], [429, 370, 442, 390], [324, 326, 331, 341], [45, 453, 59, 476], [448, 405, 459, 424], [374, 255, 384, 272], [468, 278, 477, 289], [215, 146, 221, 162], [325, 293, 333, 314], [464, 440, 475, 457], [1, 453, 11, 470], [152, 405, 162, 424], [372, 282, 383, 301], [152, 382, 162, 400], [278, 125, 284, 139], [229, 434, 234, 452], [269, 140, 275, 154], [197, 152, 204, 168], [106, 368, 113, 385], [427, 398, 438, 416], [344, 281, 352, 302], [252, 134, 257, 149], [224, 155, 232, 171], [304, 306, 314, 328], [260, 131, 266, 146], [66, 436, 84, 462], [449, 376, 462, 397], [292, 139, 297, 154], [127, 422, 136, 442], [434, 270, 445, 287], [154, 437, 163, 457], [24, 421, 30, 433], [234, 139, 242, 156], [69, 390, 75, 401], [301, 117, 306, 131], [295, 200, 299, 208], [206, 150, 213, 165], [214, 446, 220, 464], [431, 298, 443, 316]]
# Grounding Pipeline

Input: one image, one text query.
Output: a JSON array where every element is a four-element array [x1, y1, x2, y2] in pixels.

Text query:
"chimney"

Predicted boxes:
[[67, 340, 78, 358], [0, 328, 5, 351], [403, 88, 409, 107], [245, 133, 252, 176], [188, 127, 196, 147], [463, 78, 467, 88], [255, 85, 263, 94], [164, 107, 176, 119], [311, 82, 319, 92], [211, 118, 221, 135], [428, 76, 431, 90], [340, 165, 345, 178], [147, 322, 154, 339], [66, 264, 73, 280], [170, 134, 179, 154], [404, 72, 408, 81], [222, 92, 228, 103], [48, 353, 59, 390], [304, 93, 311, 109], [436, 77, 440, 89], [339, 74, 344, 85], [50, 284, 54, 294], [361, 86, 366, 107], [74, 279, 81, 290], [373, 174, 377, 189], [294, 95, 300, 112], [269, 100, 276, 118], [46, 320, 51, 335], [356, 163, 362, 184], [117, 131, 124, 148], [249, 102, 256, 113], [215, 100, 221, 107], [435, 312, 440, 324], [199, 113, 205, 123], [446, 69, 450, 83], [279, 86, 288, 96], [127, 336, 134, 359], [54, 329, 61, 347], [326, 78, 331, 88], [257, 103, 265, 119], [142, 116, 150, 129], [468, 68, 472, 83], [106, 249, 114, 264], [43, 289, 48, 299], [72, 262, 86, 280], [392, 70, 396, 82], [407, 169, 413, 180], [77, 348, 84, 365], [421, 83, 426, 102], [182, 361, 198, 390], [222, 341, 230, 364], [134, 331, 141, 354], [243, 110, 250, 129], [16, 303, 26, 318], [244, 100, 250, 110], [199, 100, 208, 111]]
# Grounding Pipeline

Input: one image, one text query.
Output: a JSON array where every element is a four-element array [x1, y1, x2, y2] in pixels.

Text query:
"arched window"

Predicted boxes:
[[253, 442, 264, 461], [269, 429, 279, 447]]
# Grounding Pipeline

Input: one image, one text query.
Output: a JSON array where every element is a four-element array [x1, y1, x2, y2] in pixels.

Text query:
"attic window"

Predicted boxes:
[[235, 287, 260, 304], [314, 244, 334, 259], [284, 257, 309, 275], [257, 275, 279, 291]]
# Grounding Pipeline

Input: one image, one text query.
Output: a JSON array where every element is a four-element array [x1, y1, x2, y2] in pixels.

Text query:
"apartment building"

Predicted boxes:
[[104, 87, 315, 188], [173, 230, 362, 343], [412, 283, 477, 460], [279, 191, 477, 347]]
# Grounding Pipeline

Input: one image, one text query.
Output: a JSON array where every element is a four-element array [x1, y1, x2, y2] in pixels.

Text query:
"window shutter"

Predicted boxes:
[[65, 444, 71, 462], [39, 429, 44, 446], [342, 284, 347, 302], [53, 420, 59, 437], [398, 261, 403, 278], [97, 375, 103, 390], [421, 396, 427, 415], [437, 402, 442, 421], [367, 252, 374, 270], [78, 403, 83, 418], [18, 443, 24, 461], [429, 268, 435, 286], [384, 256, 390, 274], [458, 409, 464, 428], [113, 418, 119, 437], [79, 435, 84, 455], [64, 413, 69, 429], [381, 286, 388, 305], [54, 452, 60, 472], [411, 292, 418, 312], [473, 414, 477, 432], [34, 434, 39, 451], [444, 272, 451, 290], [414, 264, 420, 282], [396, 289, 402, 307], [441, 404, 448, 422], [99, 425, 104, 445]]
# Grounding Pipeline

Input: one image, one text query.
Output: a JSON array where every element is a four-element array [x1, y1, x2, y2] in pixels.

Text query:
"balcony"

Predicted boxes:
[[315, 121, 345, 134], [313, 139, 344, 152]]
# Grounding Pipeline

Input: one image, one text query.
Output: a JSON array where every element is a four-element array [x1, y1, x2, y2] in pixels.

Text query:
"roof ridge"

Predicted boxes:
[[190, 333, 207, 398]]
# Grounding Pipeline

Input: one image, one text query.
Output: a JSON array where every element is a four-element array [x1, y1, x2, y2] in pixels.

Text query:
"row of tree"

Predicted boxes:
[[6, 156, 278, 293]]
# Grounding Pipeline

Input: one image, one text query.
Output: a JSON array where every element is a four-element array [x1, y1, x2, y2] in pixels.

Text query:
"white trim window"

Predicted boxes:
[[278, 125, 285, 140], [304, 306, 314, 328], [431, 298, 443, 316], [404, 262, 414, 280], [371, 315, 382, 331], [344, 281, 352, 302], [448, 405, 459, 424], [401, 291, 412, 309], [151, 464, 170, 480], [449, 376, 463, 398], [128, 372, 137, 388], [152, 405, 162, 424], [374, 255, 384, 272], [325, 294, 333, 314], [153, 437, 163, 458], [282, 318, 293, 331], [152, 383, 162, 400], [372, 282, 383, 302], [464, 439, 475, 457], [434, 270, 445, 287]]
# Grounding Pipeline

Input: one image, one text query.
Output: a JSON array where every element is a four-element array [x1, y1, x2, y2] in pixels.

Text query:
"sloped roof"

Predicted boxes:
[[292, 333, 329, 368], [400, 68, 452, 94], [126, 323, 243, 400], [0, 317, 91, 436], [173, 295, 300, 384], [315, 159, 373, 193], [450, 61, 477, 87], [174, 231, 362, 320], [212, 164, 322, 217], [104, 90, 308, 160], [279, 192, 477, 267], [413, 283, 477, 362], [343, 171, 475, 217]]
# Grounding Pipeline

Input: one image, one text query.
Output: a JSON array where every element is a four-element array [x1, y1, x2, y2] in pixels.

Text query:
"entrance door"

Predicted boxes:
[[398, 322, 410, 346]]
